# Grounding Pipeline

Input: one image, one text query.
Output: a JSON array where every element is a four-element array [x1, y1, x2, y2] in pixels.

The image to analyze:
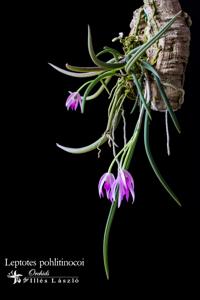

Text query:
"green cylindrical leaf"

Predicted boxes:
[[66, 63, 103, 73], [144, 110, 181, 206], [88, 25, 125, 70], [56, 134, 107, 154], [49, 63, 101, 78]]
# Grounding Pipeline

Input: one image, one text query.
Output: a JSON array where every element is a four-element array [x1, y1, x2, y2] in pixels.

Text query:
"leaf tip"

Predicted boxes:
[[177, 201, 182, 207], [105, 270, 109, 280], [56, 143, 62, 149]]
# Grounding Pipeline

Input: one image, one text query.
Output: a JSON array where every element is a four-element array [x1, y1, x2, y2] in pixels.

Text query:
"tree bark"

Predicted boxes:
[[129, 0, 191, 111]]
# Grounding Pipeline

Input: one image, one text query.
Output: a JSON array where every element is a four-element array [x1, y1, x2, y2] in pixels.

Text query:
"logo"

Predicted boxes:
[[7, 270, 23, 284], [3, 257, 85, 286]]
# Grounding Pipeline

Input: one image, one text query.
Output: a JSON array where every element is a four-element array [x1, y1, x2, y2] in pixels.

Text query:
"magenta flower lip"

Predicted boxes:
[[98, 169, 135, 207], [65, 92, 82, 111]]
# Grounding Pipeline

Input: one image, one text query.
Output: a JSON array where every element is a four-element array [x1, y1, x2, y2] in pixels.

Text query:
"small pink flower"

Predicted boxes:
[[98, 172, 115, 202], [65, 92, 82, 111], [112, 169, 135, 207]]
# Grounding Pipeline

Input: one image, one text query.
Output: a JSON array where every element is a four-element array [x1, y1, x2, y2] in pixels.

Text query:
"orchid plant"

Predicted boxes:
[[49, 10, 182, 279]]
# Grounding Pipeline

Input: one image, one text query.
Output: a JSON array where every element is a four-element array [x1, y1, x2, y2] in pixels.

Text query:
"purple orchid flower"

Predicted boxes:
[[98, 172, 115, 202], [65, 92, 82, 111], [98, 169, 135, 207], [112, 169, 135, 207]]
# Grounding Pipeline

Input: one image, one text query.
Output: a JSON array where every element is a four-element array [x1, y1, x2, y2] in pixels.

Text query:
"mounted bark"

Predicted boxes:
[[129, 0, 191, 111]]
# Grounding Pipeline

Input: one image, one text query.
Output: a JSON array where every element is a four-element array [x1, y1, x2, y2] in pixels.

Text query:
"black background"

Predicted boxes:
[[1, 0, 200, 294]]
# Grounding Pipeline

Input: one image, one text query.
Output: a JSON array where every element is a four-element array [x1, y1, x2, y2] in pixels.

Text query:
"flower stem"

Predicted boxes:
[[77, 80, 93, 93]]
